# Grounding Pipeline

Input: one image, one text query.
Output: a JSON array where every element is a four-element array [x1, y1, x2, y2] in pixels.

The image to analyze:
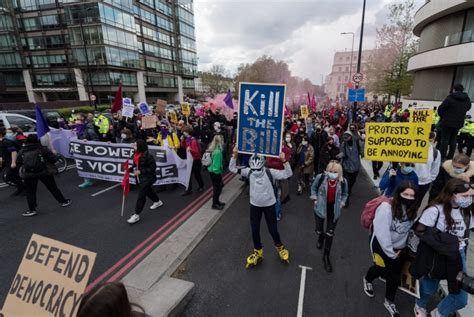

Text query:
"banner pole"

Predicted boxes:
[[121, 192, 125, 217]]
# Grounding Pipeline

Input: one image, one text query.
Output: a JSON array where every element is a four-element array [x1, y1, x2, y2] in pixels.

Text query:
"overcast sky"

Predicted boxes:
[[194, 0, 425, 84]]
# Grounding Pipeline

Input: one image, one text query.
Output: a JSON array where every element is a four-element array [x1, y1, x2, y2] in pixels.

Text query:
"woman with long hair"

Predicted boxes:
[[127, 140, 163, 224], [310, 161, 348, 272], [207, 134, 225, 210], [414, 178, 473, 317], [363, 181, 418, 317]]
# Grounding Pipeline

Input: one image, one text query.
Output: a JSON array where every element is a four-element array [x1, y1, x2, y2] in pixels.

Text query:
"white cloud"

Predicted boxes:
[[194, 0, 425, 83]]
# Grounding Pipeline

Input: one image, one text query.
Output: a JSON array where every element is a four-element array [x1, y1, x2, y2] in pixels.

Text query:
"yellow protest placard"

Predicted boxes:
[[364, 122, 431, 163], [181, 103, 190, 116], [1, 234, 96, 317], [410, 109, 433, 126], [169, 111, 178, 124], [300, 105, 309, 119]]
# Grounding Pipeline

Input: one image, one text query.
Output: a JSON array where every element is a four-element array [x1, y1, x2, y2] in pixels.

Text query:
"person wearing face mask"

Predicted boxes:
[[229, 149, 293, 268], [429, 153, 474, 201], [283, 133, 297, 170], [336, 131, 363, 205], [413, 178, 474, 317], [363, 182, 418, 317], [310, 161, 348, 272], [327, 127, 339, 148], [319, 136, 340, 174], [379, 162, 419, 198], [180, 125, 204, 196], [119, 128, 134, 144], [150, 120, 180, 151], [0, 128, 23, 195], [74, 113, 99, 188], [414, 132, 441, 204], [296, 136, 314, 195], [310, 124, 328, 174]]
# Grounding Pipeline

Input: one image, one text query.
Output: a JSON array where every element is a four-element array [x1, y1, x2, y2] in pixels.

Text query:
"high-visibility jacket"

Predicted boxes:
[[154, 132, 180, 150], [68, 114, 76, 124], [459, 121, 474, 136], [433, 111, 440, 125], [384, 105, 392, 119], [94, 115, 109, 134]]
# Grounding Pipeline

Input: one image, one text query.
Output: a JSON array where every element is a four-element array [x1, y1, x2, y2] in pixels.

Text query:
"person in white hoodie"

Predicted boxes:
[[414, 132, 441, 204], [229, 148, 293, 268], [363, 181, 419, 317]]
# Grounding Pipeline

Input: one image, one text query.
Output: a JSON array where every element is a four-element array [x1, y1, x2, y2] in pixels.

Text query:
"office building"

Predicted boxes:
[[0, 0, 198, 105], [324, 49, 374, 100], [406, 0, 474, 108]]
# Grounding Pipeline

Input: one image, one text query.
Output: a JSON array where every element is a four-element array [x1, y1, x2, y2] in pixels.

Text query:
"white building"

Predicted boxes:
[[405, 0, 474, 109], [324, 49, 374, 100]]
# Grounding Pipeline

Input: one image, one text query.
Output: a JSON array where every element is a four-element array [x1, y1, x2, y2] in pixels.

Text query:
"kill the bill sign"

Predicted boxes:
[[364, 109, 433, 164], [237, 82, 286, 158]]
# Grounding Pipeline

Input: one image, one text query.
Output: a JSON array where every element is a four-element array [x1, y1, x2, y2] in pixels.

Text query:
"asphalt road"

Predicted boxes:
[[0, 163, 217, 307], [178, 170, 417, 317]]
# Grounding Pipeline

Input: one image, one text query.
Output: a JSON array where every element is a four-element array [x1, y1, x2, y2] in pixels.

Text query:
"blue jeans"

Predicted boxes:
[[416, 249, 468, 316]]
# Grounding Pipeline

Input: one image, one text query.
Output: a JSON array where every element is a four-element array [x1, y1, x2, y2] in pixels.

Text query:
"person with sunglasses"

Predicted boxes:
[[379, 162, 419, 197]]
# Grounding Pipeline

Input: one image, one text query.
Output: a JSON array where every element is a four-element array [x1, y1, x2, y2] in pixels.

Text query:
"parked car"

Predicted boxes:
[[0, 109, 65, 129], [0, 113, 38, 134]]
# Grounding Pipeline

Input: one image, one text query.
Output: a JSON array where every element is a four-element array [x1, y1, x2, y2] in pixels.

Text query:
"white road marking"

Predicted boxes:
[[91, 183, 120, 197], [297, 265, 312, 317]]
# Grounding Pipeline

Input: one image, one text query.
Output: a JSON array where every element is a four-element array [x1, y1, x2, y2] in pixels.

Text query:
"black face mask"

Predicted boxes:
[[400, 197, 416, 209]]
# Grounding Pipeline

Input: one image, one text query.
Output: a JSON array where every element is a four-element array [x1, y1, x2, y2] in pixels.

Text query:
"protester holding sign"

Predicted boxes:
[[363, 181, 418, 317], [17, 135, 71, 217], [127, 140, 164, 224]]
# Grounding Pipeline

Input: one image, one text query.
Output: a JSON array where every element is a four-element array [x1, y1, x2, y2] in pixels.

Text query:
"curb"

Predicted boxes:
[[122, 175, 244, 316]]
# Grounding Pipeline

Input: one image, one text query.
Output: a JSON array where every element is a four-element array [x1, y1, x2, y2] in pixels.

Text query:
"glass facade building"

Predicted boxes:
[[408, 2, 474, 106], [0, 0, 197, 103]]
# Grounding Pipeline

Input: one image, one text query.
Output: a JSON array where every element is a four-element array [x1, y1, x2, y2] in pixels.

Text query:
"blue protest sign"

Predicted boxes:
[[138, 102, 150, 115], [237, 82, 286, 157], [348, 88, 366, 102]]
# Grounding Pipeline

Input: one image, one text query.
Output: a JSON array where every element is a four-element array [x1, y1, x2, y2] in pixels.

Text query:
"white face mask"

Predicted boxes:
[[327, 172, 338, 180], [302, 141, 308, 146], [285, 137, 291, 142], [121, 134, 127, 139]]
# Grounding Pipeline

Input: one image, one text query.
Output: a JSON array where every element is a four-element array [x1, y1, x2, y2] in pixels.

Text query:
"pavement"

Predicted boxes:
[[176, 169, 417, 316], [0, 163, 220, 308]]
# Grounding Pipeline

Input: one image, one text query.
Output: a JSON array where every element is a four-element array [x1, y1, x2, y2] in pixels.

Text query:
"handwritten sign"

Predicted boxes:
[[141, 115, 157, 129], [237, 82, 286, 157], [156, 99, 167, 115], [364, 122, 430, 163], [300, 105, 309, 119], [1, 234, 96, 317]]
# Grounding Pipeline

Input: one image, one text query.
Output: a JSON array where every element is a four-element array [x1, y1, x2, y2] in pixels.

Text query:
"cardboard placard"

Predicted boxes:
[[300, 104, 309, 119], [156, 99, 167, 115], [141, 115, 157, 129], [1, 234, 96, 317]]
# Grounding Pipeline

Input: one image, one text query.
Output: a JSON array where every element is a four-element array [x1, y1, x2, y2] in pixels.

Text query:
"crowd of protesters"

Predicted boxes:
[[1, 83, 474, 317]]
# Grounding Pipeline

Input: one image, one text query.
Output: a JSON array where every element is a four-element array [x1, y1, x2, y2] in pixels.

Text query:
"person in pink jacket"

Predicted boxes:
[[181, 125, 204, 195]]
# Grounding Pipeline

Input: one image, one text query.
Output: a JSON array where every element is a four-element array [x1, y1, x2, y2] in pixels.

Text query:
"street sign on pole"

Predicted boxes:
[[352, 73, 364, 83], [348, 88, 365, 102]]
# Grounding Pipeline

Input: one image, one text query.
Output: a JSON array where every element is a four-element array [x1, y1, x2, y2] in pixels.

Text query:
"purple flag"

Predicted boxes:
[[223, 90, 234, 109], [35, 104, 50, 138]]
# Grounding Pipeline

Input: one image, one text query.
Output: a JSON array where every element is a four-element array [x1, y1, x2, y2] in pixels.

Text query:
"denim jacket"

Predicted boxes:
[[310, 173, 349, 222]]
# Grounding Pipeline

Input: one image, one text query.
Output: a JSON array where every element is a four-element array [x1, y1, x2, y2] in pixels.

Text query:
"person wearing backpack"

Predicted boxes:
[[17, 134, 71, 217], [229, 148, 293, 268], [413, 178, 473, 317], [362, 181, 418, 317], [207, 134, 225, 210], [336, 131, 363, 206], [310, 160, 348, 273]]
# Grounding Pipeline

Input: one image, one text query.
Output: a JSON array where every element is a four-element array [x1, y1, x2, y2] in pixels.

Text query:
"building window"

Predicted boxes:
[[455, 65, 474, 100], [462, 9, 474, 43], [0, 53, 22, 68]]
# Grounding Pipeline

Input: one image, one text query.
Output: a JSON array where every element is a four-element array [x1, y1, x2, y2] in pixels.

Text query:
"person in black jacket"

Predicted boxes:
[[127, 140, 163, 224], [318, 136, 340, 174], [438, 84, 472, 160], [413, 178, 473, 317], [310, 124, 328, 174], [17, 135, 71, 217], [0, 127, 23, 195]]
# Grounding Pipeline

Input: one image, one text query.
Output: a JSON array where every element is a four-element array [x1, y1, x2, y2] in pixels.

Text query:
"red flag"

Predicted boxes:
[[111, 81, 123, 113], [122, 160, 130, 196], [311, 95, 317, 112], [307, 92, 311, 107]]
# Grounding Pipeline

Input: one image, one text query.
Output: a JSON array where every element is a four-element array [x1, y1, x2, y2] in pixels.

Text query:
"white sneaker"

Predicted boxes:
[[150, 200, 164, 210], [363, 277, 374, 297], [127, 214, 140, 224], [414, 304, 427, 317], [383, 299, 400, 317]]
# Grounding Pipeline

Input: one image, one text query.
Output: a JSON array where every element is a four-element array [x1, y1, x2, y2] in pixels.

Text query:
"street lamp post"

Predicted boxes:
[[78, 6, 96, 110], [340, 32, 355, 84], [352, 0, 366, 118]]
